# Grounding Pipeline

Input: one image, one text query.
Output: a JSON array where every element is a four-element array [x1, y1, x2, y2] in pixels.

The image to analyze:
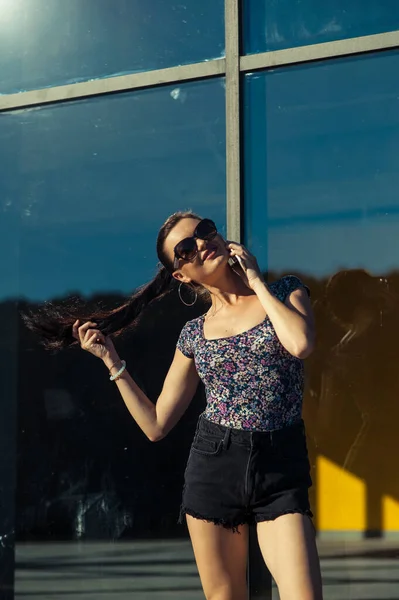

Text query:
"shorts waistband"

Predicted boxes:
[[197, 414, 305, 447]]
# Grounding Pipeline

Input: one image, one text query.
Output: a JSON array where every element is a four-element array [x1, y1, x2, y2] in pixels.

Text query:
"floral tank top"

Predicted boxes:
[[176, 276, 309, 431]]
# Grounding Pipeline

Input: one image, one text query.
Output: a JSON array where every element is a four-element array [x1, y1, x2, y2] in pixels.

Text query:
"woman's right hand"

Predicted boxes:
[[72, 320, 116, 360]]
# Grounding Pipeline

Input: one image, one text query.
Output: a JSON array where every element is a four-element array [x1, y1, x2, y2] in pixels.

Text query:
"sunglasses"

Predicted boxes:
[[173, 218, 218, 269]]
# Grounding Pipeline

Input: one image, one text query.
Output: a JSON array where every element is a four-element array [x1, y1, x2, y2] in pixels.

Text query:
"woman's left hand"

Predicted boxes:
[[226, 241, 264, 290]]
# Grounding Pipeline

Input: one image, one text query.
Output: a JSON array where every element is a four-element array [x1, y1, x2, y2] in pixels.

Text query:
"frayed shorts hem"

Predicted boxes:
[[179, 506, 247, 533], [179, 506, 313, 533]]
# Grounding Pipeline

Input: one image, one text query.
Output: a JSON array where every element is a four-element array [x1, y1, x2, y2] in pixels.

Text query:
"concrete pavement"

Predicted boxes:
[[15, 538, 399, 599]]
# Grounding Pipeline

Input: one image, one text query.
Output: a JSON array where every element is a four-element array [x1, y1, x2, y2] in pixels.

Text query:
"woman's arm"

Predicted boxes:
[[227, 243, 315, 359], [74, 321, 199, 441], [104, 349, 199, 441], [251, 280, 315, 359]]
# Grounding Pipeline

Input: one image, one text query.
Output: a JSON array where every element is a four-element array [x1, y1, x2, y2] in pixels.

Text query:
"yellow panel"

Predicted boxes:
[[317, 455, 366, 531], [383, 495, 399, 531]]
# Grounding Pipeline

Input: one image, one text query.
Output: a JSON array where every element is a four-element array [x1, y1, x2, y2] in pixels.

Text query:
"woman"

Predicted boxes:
[[25, 211, 322, 599]]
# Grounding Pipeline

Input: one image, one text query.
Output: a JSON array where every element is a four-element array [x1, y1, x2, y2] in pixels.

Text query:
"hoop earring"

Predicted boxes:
[[178, 282, 198, 307]]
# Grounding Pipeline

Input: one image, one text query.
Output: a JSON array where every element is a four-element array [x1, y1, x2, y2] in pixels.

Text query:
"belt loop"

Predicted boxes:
[[195, 415, 202, 438], [270, 429, 274, 447], [223, 428, 231, 451]]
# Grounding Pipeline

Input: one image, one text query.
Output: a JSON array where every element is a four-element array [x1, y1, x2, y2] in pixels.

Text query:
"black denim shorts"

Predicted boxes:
[[179, 415, 313, 531]]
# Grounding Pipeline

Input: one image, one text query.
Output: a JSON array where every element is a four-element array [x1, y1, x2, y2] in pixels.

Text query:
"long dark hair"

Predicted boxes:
[[22, 211, 203, 351]]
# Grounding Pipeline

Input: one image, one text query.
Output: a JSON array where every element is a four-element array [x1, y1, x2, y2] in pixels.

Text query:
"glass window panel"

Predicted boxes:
[[1, 79, 226, 301], [244, 50, 399, 599], [0, 0, 224, 94], [243, 0, 399, 54], [0, 78, 225, 597]]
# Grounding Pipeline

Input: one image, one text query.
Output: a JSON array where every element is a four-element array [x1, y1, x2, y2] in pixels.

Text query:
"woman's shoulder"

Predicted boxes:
[[180, 314, 204, 335], [176, 314, 204, 358], [269, 275, 310, 302]]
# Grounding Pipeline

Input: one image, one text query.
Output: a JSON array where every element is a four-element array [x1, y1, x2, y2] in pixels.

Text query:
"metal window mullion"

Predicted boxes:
[[225, 1, 272, 598], [1, 30, 398, 113], [0, 59, 226, 112], [225, 0, 241, 243], [240, 29, 399, 73]]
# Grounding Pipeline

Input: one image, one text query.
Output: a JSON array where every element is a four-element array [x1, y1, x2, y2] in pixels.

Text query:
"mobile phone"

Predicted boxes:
[[228, 255, 245, 270]]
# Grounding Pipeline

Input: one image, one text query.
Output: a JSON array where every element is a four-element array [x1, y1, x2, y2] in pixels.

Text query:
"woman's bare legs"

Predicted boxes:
[[257, 513, 323, 600], [186, 515, 249, 600]]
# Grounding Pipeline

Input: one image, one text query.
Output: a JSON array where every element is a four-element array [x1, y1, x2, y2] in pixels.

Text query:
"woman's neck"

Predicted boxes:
[[204, 269, 254, 310]]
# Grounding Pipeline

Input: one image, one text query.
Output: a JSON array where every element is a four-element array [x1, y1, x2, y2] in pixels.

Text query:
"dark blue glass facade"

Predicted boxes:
[[1, 1, 398, 598], [243, 50, 399, 277], [243, 49, 399, 598], [1, 79, 225, 600], [1, 80, 226, 301], [244, 51, 399, 277], [0, 0, 224, 93], [243, 0, 399, 54]]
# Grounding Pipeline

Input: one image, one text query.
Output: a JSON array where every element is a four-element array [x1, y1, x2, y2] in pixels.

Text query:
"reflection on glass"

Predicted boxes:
[[244, 50, 399, 599], [0, 0, 224, 94], [242, 0, 399, 54], [0, 78, 225, 598], [1, 79, 226, 301]]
